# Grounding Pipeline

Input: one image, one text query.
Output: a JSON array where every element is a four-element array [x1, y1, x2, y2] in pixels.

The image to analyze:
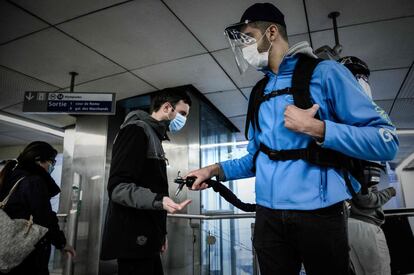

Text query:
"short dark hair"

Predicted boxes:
[[249, 21, 288, 42], [150, 88, 192, 113]]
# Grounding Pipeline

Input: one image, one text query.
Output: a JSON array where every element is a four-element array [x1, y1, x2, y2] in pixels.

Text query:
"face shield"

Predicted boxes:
[[356, 74, 373, 99], [224, 22, 257, 74]]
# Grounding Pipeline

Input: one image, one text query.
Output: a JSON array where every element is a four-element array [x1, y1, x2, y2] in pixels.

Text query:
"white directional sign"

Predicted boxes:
[[23, 91, 116, 115]]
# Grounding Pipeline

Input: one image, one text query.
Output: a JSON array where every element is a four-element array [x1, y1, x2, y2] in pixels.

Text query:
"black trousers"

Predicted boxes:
[[117, 255, 164, 275], [253, 202, 350, 275]]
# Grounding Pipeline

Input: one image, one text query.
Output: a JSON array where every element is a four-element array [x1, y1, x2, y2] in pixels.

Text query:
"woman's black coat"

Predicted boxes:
[[0, 163, 66, 274]]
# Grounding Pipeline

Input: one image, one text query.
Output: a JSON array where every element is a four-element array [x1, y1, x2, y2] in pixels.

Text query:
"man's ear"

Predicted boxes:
[[161, 102, 171, 112], [268, 25, 279, 41]]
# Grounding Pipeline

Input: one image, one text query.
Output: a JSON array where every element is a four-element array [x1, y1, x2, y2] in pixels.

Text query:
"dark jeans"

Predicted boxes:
[[117, 256, 164, 275], [253, 202, 349, 275]]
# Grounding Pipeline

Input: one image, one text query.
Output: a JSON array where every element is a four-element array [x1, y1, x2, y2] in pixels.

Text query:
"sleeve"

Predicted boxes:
[[353, 186, 396, 209], [25, 179, 66, 249], [111, 183, 164, 210], [321, 61, 399, 161], [108, 125, 167, 210], [219, 123, 258, 181]]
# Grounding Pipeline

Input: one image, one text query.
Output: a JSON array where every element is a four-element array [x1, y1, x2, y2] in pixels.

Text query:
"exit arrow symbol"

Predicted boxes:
[[25, 92, 34, 101]]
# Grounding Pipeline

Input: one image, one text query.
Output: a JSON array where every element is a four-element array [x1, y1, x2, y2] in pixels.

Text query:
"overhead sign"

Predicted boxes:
[[23, 91, 116, 115]]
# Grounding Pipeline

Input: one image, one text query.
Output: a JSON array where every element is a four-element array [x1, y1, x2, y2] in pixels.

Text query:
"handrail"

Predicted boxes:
[[384, 208, 414, 217], [57, 208, 414, 220], [167, 213, 255, 220]]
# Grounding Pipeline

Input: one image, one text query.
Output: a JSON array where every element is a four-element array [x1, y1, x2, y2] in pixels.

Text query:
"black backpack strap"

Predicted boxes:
[[342, 169, 358, 197], [261, 88, 292, 102], [291, 54, 324, 119], [245, 76, 268, 139]]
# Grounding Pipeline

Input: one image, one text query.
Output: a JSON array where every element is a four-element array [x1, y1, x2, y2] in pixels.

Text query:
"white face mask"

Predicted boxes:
[[242, 44, 269, 68], [241, 31, 272, 69]]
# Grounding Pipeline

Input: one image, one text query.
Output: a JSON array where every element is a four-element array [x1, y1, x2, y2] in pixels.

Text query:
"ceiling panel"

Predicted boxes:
[[370, 68, 409, 101], [3, 104, 76, 128], [375, 100, 393, 114], [229, 115, 247, 141], [393, 134, 414, 165], [397, 66, 414, 99], [0, 66, 60, 109], [0, 28, 124, 87], [205, 90, 248, 118], [311, 17, 414, 70], [0, 120, 62, 147], [11, 0, 127, 25], [133, 54, 236, 93], [59, 0, 206, 70], [289, 33, 311, 47], [305, 0, 414, 31], [164, 0, 308, 51], [74, 72, 154, 101], [0, 1, 48, 45], [241, 87, 253, 99], [388, 98, 414, 128]]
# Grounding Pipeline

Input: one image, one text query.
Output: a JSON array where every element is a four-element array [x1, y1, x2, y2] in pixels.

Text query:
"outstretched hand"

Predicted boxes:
[[162, 197, 192, 214]]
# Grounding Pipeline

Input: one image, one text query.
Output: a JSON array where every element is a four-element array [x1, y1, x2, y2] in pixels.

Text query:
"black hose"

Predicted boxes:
[[207, 179, 256, 212]]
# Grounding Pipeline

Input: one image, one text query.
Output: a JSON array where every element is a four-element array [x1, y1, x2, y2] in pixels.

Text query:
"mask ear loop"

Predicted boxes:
[[166, 103, 176, 120], [263, 25, 276, 53]]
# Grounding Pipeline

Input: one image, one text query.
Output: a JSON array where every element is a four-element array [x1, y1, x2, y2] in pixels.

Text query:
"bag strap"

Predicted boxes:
[[245, 76, 269, 139], [0, 177, 25, 209], [291, 54, 323, 119]]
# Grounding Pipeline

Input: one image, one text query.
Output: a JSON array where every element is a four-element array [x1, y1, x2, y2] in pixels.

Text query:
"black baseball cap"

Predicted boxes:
[[225, 3, 286, 34]]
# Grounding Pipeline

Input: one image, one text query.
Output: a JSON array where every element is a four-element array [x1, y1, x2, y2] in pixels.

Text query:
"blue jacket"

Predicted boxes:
[[220, 53, 399, 210]]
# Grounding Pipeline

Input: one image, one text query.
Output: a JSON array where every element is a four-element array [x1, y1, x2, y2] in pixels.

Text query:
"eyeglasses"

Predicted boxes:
[[48, 159, 56, 166]]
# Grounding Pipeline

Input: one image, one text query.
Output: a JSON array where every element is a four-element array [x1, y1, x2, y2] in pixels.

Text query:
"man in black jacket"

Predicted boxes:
[[101, 89, 192, 275]]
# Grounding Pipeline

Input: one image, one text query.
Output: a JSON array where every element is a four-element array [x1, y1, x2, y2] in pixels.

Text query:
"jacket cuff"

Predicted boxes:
[[216, 163, 226, 182], [152, 193, 167, 210], [321, 120, 336, 149]]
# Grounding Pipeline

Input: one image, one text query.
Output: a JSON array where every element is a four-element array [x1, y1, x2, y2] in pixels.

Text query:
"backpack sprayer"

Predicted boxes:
[[173, 171, 255, 212]]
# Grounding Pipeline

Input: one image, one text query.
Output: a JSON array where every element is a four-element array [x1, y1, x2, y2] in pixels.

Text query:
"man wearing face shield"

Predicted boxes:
[[187, 3, 398, 275], [101, 89, 192, 275], [339, 56, 395, 275]]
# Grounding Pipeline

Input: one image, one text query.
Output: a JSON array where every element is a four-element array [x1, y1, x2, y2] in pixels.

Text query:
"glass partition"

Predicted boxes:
[[199, 102, 256, 274]]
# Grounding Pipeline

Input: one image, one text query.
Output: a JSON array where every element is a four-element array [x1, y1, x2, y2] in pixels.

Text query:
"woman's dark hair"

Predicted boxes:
[[150, 88, 192, 113], [0, 141, 57, 191]]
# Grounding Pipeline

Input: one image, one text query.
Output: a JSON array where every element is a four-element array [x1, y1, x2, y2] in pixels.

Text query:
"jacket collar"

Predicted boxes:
[[261, 41, 317, 77], [122, 110, 170, 140], [12, 162, 61, 198]]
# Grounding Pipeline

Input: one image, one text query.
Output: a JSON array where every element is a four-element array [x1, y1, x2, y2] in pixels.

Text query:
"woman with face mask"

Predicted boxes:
[[0, 141, 75, 275]]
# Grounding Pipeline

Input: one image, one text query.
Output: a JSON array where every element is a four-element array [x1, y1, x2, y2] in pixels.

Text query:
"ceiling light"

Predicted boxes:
[[0, 112, 64, 138]]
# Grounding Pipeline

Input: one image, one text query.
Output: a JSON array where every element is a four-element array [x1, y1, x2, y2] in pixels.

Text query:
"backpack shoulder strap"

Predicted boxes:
[[291, 54, 324, 117], [245, 76, 269, 139]]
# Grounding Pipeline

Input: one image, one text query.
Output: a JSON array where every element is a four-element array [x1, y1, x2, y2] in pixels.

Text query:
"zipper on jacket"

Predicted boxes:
[[270, 74, 278, 206], [320, 167, 327, 203]]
